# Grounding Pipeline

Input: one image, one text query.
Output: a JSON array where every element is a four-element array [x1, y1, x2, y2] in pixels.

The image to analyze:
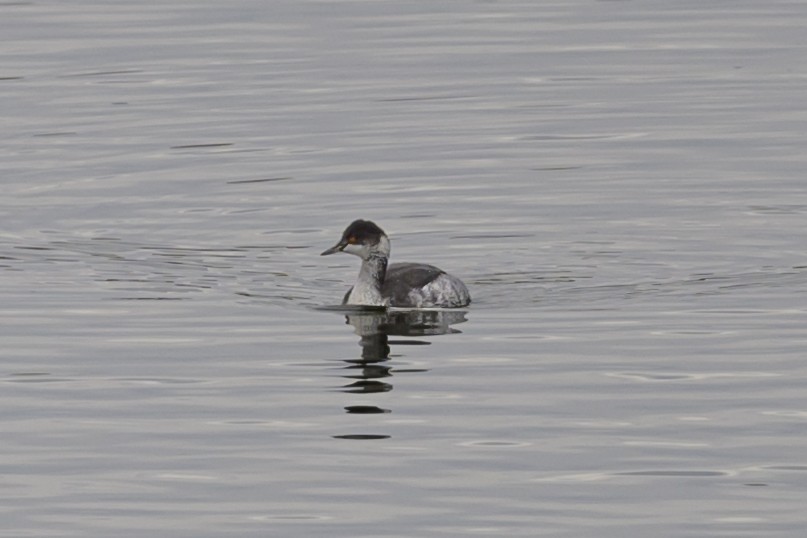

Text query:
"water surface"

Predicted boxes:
[[2, 0, 807, 536]]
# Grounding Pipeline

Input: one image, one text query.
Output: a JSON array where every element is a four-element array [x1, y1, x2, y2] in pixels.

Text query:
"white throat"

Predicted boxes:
[[345, 235, 390, 306]]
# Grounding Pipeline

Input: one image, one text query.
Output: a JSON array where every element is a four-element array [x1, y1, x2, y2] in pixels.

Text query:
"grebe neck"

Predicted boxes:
[[348, 254, 388, 306]]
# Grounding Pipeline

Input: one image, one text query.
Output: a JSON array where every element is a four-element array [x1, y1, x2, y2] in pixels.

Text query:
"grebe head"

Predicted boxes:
[[321, 219, 390, 261]]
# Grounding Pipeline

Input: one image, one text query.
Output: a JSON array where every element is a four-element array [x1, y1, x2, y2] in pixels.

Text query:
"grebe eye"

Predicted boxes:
[[347, 236, 357, 244]]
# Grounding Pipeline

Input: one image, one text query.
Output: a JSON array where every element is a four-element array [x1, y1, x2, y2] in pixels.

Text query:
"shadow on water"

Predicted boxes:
[[319, 306, 469, 441]]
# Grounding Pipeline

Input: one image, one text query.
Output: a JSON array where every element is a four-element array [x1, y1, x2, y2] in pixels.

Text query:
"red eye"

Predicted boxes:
[[347, 236, 357, 244]]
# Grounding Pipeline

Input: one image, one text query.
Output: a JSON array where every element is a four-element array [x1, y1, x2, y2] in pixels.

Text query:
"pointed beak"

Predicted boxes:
[[320, 241, 346, 256]]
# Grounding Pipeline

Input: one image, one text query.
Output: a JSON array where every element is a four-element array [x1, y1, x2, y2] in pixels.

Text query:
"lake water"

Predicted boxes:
[[2, 0, 807, 536]]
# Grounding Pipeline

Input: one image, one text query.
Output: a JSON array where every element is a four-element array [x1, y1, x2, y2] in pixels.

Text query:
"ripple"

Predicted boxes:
[[747, 204, 807, 215], [248, 514, 333, 522], [4, 373, 73, 384], [520, 132, 644, 141], [608, 372, 693, 382], [458, 440, 531, 448], [170, 142, 234, 150], [532, 472, 611, 483], [650, 329, 735, 336], [226, 177, 292, 184], [332, 434, 391, 440], [622, 440, 710, 448], [763, 465, 807, 471], [153, 473, 217, 482], [761, 410, 807, 419], [608, 371, 780, 382], [615, 470, 728, 477], [209, 420, 320, 429], [450, 356, 517, 364], [339, 380, 393, 394], [409, 393, 463, 400], [344, 405, 391, 414], [118, 377, 206, 385]]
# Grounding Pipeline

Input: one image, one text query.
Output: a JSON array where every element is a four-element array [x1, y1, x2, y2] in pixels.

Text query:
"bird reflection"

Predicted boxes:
[[337, 308, 468, 407], [322, 308, 468, 440]]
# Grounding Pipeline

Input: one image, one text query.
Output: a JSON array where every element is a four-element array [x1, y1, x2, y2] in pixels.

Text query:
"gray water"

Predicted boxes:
[[3, 0, 807, 536]]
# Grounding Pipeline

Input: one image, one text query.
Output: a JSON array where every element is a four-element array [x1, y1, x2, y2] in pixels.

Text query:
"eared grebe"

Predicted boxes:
[[321, 220, 471, 308]]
